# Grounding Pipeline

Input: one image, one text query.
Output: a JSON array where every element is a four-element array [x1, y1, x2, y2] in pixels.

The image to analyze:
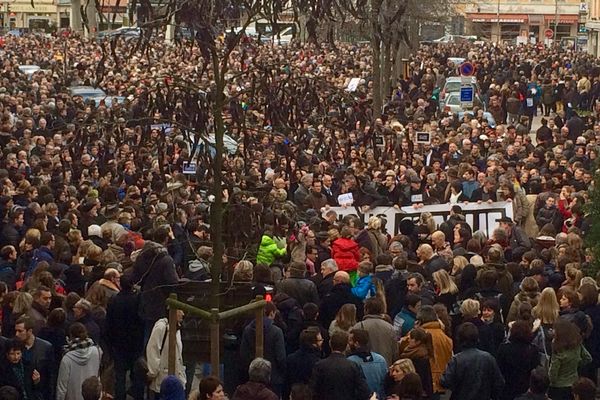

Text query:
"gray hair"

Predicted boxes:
[[249, 357, 272, 384], [389, 242, 403, 252], [321, 259, 338, 273], [416, 305, 438, 324]]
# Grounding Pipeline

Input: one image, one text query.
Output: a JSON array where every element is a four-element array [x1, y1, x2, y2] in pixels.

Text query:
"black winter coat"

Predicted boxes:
[[309, 353, 371, 400], [441, 347, 505, 400], [132, 242, 179, 322], [239, 318, 286, 386], [496, 339, 541, 400], [318, 283, 363, 329], [105, 289, 145, 360], [0, 359, 41, 400], [285, 345, 322, 390]]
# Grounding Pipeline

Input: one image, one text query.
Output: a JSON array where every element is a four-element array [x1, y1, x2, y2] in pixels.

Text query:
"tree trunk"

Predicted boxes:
[[381, 39, 392, 106], [370, 0, 383, 118], [209, 58, 225, 310]]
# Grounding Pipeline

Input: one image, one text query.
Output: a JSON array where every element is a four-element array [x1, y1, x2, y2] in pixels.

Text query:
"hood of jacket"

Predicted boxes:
[[516, 290, 540, 303], [64, 346, 97, 366], [260, 235, 277, 247], [273, 293, 300, 312], [348, 347, 374, 362], [134, 241, 168, 272], [333, 237, 359, 252]]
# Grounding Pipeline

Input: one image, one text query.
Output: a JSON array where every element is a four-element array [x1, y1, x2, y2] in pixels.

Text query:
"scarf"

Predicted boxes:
[[64, 337, 95, 354], [11, 362, 27, 400]]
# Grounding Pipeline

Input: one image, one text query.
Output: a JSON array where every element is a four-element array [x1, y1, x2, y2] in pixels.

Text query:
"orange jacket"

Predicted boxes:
[[421, 320, 453, 393]]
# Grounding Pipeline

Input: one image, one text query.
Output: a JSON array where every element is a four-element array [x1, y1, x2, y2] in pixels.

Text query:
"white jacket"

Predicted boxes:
[[146, 318, 186, 392]]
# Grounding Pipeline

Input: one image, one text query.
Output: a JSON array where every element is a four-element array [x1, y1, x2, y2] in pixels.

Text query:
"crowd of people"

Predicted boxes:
[[0, 24, 597, 400]]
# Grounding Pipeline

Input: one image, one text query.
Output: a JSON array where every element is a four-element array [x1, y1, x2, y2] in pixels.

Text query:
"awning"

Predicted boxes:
[[467, 13, 527, 23], [467, 13, 580, 24], [544, 14, 579, 24]]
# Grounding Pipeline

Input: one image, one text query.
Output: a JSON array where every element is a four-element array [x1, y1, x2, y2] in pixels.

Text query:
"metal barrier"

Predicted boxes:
[[165, 293, 267, 378]]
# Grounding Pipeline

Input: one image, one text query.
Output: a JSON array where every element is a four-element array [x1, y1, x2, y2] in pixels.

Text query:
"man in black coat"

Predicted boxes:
[[276, 262, 319, 307], [14, 316, 54, 400], [105, 272, 145, 400], [285, 328, 323, 397], [309, 330, 371, 400], [441, 322, 504, 400], [131, 227, 180, 341], [318, 271, 363, 329], [0, 208, 24, 248], [315, 258, 337, 300]]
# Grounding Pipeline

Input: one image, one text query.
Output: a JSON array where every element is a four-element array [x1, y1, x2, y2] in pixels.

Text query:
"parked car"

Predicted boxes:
[[18, 65, 41, 78], [440, 92, 485, 114], [458, 111, 497, 128], [69, 86, 124, 107], [97, 27, 141, 40], [421, 35, 477, 44]]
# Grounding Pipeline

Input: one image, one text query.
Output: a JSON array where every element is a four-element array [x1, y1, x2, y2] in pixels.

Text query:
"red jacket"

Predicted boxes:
[[331, 238, 360, 272]]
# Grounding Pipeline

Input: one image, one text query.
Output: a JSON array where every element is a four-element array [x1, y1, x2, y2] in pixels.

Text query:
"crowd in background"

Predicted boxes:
[[0, 29, 597, 400]]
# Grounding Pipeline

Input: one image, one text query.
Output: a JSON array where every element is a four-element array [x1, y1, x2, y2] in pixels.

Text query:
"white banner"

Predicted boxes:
[[324, 201, 514, 237]]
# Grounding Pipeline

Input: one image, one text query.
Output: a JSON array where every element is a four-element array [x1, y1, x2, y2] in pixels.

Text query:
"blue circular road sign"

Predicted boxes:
[[459, 62, 474, 76]]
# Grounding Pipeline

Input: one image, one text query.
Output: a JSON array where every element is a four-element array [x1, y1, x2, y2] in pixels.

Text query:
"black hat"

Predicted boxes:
[[79, 202, 95, 214], [496, 217, 514, 224]]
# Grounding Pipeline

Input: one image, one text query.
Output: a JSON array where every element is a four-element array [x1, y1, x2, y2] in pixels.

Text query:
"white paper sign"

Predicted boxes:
[[346, 78, 361, 92], [337, 193, 354, 206]]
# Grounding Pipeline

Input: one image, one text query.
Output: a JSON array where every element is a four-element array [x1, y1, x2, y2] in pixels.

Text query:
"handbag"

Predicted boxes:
[[134, 325, 170, 384], [538, 326, 550, 371]]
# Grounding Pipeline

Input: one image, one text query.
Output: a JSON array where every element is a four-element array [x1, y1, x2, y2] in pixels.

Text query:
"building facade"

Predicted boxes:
[[586, 0, 600, 55], [456, 0, 584, 44]]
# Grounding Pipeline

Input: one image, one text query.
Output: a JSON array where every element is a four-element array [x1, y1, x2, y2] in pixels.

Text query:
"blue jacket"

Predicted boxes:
[[393, 307, 417, 338], [348, 350, 387, 400], [26, 247, 54, 278], [351, 275, 376, 300]]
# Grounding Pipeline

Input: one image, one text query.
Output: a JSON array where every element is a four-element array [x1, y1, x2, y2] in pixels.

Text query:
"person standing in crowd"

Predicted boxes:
[[285, 328, 323, 396], [441, 322, 505, 400], [515, 366, 551, 400], [309, 330, 371, 400], [105, 271, 145, 400], [347, 328, 388, 400], [353, 297, 398, 366], [319, 271, 363, 329], [277, 261, 319, 307], [132, 226, 180, 341], [232, 358, 279, 400], [14, 316, 54, 400], [146, 308, 186, 397], [496, 320, 541, 400], [548, 319, 592, 400], [56, 323, 102, 400], [240, 301, 286, 397]]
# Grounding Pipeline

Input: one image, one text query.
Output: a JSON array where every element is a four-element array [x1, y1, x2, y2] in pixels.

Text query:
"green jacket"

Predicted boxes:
[[549, 344, 592, 388], [256, 235, 287, 266]]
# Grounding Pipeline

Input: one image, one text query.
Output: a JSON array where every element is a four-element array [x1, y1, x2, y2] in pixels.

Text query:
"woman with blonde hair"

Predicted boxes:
[[418, 212, 437, 235], [532, 287, 560, 358], [561, 265, 583, 291], [385, 358, 417, 397], [433, 269, 458, 314], [451, 256, 469, 276], [328, 303, 356, 336], [533, 287, 560, 325], [232, 260, 253, 282], [366, 216, 387, 259]]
